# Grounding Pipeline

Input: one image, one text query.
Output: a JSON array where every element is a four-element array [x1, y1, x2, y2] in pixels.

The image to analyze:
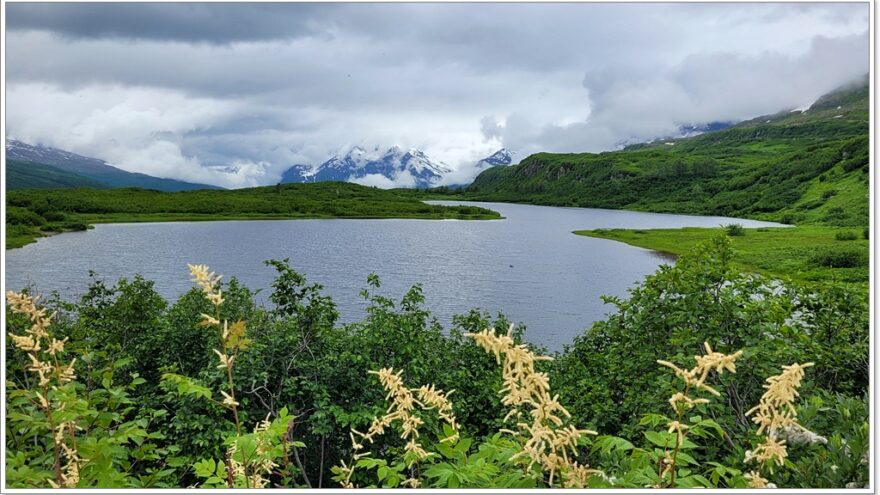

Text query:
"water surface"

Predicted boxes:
[[5, 202, 783, 351]]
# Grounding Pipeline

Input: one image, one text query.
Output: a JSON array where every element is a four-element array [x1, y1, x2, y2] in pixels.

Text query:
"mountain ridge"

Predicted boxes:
[[462, 76, 869, 227], [280, 147, 512, 188], [5, 140, 222, 191]]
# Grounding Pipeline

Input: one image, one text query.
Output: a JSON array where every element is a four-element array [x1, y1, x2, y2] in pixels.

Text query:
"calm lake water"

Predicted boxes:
[[5, 202, 783, 351]]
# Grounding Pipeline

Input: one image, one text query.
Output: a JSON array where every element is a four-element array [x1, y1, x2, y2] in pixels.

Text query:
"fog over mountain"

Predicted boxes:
[[5, 3, 869, 188], [279, 147, 513, 188]]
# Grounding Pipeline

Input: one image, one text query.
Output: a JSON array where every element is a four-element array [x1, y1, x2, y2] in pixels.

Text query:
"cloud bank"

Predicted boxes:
[[4, 3, 869, 188]]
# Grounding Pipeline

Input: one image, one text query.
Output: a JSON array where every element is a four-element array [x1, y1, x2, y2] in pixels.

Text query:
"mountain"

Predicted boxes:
[[677, 121, 734, 137], [5, 140, 221, 191], [464, 77, 869, 227], [614, 122, 735, 149], [7, 159, 109, 190], [279, 164, 313, 184], [280, 146, 453, 188], [281, 147, 513, 188], [477, 148, 515, 168]]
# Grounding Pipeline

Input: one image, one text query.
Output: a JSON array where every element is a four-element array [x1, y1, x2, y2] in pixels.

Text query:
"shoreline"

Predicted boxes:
[[6, 210, 505, 250], [574, 226, 869, 285]]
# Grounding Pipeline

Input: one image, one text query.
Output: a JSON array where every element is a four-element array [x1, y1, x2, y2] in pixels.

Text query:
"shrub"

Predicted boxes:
[[835, 231, 858, 241], [821, 189, 838, 200], [797, 199, 825, 211], [809, 249, 868, 268], [724, 223, 745, 236], [3, 240, 869, 489], [6, 206, 46, 226], [41, 211, 68, 222], [62, 221, 89, 231], [780, 214, 798, 225], [824, 206, 847, 221]]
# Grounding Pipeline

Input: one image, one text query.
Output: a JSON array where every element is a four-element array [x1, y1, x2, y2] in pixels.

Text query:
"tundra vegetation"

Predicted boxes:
[[5, 236, 869, 489], [4, 182, 501, 249], [436, 81, 869, 228], [407, 80, 870, 287]]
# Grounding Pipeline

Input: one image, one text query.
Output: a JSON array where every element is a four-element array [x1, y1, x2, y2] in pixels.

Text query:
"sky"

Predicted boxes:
[[4, 2, 870, 188]]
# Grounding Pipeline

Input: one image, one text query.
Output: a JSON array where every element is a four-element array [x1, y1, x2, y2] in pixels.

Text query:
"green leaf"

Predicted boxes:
[[644, 431, 675, 448], [193, 458, 216, 478]]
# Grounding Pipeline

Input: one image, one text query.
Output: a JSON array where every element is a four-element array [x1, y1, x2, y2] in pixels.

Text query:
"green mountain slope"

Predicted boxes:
[[6, 159, 108, 190], [5, 140, 222, 191], [465, 78, 869, 227]]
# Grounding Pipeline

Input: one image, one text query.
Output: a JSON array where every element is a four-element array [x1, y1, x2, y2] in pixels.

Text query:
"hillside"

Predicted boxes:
[[5, 182, 500, 248], [5, 140, 221, 191], [464, 78, 869, 227], [6, 159, 108, 190]]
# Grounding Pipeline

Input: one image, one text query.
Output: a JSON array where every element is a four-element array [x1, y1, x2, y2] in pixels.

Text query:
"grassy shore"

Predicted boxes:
[[5, 182, 502, 249], [575, 225, 869, 284], [7, 209, 502, 249]]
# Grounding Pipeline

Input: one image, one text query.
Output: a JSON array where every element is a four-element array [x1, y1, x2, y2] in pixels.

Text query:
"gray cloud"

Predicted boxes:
[[4, 3, 869, 188], [6, 3, 329, 43]]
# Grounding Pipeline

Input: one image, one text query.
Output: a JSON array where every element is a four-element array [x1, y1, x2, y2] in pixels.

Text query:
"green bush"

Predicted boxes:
[[41, 211, 68, 222], [835, 231, 858, 241], [779, 214, 798, 225], [6, 206, 46, 226], [724, 223, 745, 236], [3, 238, 869, 489], [62, 221, 89, 231], [809, 249, 868, 268]]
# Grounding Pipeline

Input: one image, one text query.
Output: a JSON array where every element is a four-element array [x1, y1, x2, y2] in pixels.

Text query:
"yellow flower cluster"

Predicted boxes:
[[337, 367, 458, 489], [657, 342, 742, 400], [745, 362, 815, 472], [225, 417, 278, 488], [188, 263, 224, 306], [467, 325, 598, 487], [656, 342, 742, 487], [47, 441, 81, 489], [562, 462, 604, 489], [187, 264, 244, 434], [744, 470, 771, 489], [7, 292, 77, 387], [6, 291, 82, 488], [416, 384, 458, 441], [747, 362, 814, 435]]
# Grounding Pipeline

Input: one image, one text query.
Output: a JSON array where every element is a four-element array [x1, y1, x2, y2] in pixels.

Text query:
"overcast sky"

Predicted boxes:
[[5, 3, 869, 188]]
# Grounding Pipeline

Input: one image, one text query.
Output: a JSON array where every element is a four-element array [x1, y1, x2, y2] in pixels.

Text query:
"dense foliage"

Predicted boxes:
[[422, 79, 869, 229], [5, 236, 869, 489], [4, 182, 500, 248]]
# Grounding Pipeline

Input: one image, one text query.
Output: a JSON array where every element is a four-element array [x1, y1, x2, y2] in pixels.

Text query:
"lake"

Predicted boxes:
[[4, 202, 783, 351]]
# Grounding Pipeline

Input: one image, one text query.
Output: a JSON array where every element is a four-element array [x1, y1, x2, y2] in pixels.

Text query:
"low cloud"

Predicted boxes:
[[4, 3, 869, 187], [351, 172, 417, 189], [495, 33, 869, 157]]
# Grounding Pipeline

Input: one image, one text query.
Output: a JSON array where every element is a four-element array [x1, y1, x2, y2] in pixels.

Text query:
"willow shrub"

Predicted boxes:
[[4, 235, 869, 488], [553, 236, 868, 438]]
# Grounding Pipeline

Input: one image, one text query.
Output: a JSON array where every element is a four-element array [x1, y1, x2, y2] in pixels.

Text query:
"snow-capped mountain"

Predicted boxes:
[[6, 139, 113, 173], [280, 146, 514, 188], [477, 148, 514, 168], [280, 164, 314, 184], [615, 122, 735, 149], [677, 121, 734, 138], [280, 146, 452, 188]]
